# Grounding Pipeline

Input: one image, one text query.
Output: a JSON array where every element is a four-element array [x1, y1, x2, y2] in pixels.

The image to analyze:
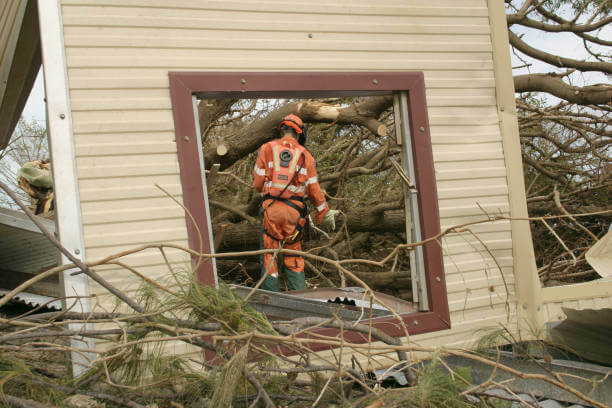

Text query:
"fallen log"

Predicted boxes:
[[214, 207, 405, 252]]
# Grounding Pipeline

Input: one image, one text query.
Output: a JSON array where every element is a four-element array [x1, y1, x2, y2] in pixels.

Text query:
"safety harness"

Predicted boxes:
[[262, 140, 309, 244]]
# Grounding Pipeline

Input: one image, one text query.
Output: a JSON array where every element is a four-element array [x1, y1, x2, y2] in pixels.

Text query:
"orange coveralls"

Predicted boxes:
[[253, 135, 329, 291]]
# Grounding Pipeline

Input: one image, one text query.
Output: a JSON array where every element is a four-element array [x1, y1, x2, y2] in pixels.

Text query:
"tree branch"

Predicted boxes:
[[508, 30, 612, 73], [514, 73, 612, 105], [203, 96, 393, 171], [507, 11, 612, 33]]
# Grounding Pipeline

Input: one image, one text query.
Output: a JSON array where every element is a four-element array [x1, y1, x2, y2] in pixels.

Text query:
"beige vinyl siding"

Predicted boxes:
[[60, 0, 518, 358]]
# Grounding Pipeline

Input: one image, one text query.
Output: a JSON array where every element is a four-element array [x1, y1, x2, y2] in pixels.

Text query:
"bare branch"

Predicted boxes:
[[508, 30, 612, 73]]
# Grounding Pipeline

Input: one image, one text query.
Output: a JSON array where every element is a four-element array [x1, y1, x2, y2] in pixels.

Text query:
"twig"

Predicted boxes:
[[205, 169, 252, 188], [312, 375, 333, 407], [0, 180, 147, 315], [275, 316, 414, 383], [209, 199, 257, 223], [305, 259, 335, 287], [2, 395, 52, 408], [155, 183, 204, 268], [244, 370, 275, 408], [553, 186, 599, 241], [541, 218, 577, 264], [32, 380, 147, 408]]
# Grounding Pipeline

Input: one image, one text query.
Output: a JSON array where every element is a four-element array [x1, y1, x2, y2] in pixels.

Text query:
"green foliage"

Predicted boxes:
[[413, 358, 472, 408], [473, 327, 513, 355], [79, 270, 273, 404], [262, 374, 290, 394], [210, 344, 250, 408], [182, 279, 277, 335], [135, 266, 276, 336], [0, 351, 35, 393], [0, 351, 62, 406]]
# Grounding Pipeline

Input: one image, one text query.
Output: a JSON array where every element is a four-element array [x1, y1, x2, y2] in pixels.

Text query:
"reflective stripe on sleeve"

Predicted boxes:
[[305, 176, 318, 186], [254, 166, 266, 176], [267, 161, 274, 168], [316, 202, 327, 212], [299, 168, 307, 175]]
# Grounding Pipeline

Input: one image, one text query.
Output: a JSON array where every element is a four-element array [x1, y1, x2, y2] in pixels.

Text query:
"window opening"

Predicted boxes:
[[193, 95, 420, 308]]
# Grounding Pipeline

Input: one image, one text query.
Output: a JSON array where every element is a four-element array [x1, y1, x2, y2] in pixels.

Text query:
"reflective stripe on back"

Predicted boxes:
[[288, 151, 301, 174], [272, 145, 280, 172]]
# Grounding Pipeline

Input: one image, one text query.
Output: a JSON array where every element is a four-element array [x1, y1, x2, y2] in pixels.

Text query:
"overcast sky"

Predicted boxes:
[[21, 69, 45, 123]]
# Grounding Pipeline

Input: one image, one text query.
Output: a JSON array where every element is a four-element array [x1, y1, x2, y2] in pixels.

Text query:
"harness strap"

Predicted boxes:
[[263, 194, 307, 216], [262, 195, 309, 243], [263, 228, 284, 242]]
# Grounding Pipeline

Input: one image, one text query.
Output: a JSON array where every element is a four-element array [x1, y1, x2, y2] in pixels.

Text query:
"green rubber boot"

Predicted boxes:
[[260, 273, 280, 292], [285, 268, 306, 291]]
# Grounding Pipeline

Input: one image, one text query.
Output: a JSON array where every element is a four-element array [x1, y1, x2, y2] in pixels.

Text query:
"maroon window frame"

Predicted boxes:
[[169, 72, 450, 339]]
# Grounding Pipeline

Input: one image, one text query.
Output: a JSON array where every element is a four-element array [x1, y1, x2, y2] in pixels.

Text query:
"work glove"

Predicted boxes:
[[322, 209, 340, 231]]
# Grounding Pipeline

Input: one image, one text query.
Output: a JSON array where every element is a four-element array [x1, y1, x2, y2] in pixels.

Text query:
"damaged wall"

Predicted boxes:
[[45, 0, 531, 362]]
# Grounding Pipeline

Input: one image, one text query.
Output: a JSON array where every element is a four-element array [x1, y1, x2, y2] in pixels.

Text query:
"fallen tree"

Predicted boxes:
[[0, 187, 609, 408]]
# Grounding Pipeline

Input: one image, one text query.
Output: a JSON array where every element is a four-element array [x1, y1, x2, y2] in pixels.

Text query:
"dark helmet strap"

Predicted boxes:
[[298, 128, 307, 145]]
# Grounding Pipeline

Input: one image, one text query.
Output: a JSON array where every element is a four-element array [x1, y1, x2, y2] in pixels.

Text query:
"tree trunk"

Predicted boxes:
[[203, 96, 394, 171], [214, 206, 405, 252]]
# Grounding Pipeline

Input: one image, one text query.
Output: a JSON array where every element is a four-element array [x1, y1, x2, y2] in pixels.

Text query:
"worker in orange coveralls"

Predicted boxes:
[[252, 114, 339, 292]]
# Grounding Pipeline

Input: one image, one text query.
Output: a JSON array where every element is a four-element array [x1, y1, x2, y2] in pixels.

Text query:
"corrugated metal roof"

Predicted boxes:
[[0, 207, 60, 302], [0, 207, 58, 272], [0, 288, 61, 310]]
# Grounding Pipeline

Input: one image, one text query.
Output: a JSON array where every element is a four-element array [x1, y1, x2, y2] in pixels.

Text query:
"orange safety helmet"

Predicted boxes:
[[277, 114, 307, 145], [277, 114, 304, 134]]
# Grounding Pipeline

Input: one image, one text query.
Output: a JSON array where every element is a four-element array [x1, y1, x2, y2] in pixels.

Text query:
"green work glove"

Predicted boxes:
[[322, 209, 340, 231]]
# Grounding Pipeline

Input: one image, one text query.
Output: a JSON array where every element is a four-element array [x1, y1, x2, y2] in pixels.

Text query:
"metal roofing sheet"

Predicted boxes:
[[0, 207, 58, 273], [0, 207, 60, 301], [0, 288, 61, 310]]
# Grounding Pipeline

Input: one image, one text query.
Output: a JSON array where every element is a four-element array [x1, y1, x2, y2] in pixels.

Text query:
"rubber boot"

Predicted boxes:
[[285, 268, 306, 291], [260, 273, 280, 292]]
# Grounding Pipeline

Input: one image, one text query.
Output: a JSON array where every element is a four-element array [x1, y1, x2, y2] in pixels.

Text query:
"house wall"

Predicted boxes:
[[57, 0, 525, 359]]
